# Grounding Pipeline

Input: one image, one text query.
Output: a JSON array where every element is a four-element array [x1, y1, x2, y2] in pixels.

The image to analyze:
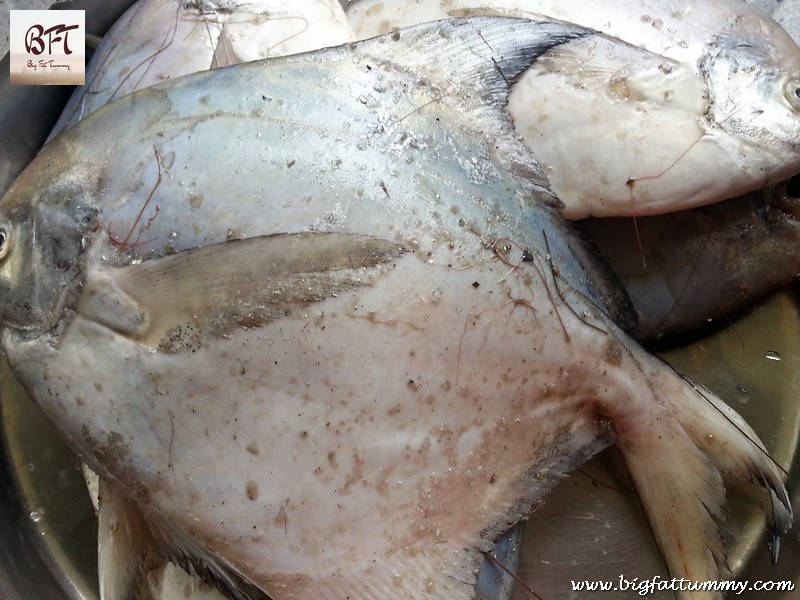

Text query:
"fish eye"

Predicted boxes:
[[0, 225, 10, 261], [783, 78, 800, 111]]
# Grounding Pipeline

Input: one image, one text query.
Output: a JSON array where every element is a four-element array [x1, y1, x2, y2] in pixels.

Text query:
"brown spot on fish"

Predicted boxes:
[[187, 192, 203, 208], [246, 480, 259, 501]]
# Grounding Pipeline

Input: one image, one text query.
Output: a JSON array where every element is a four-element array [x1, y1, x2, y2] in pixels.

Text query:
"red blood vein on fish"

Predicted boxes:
[[108, 146, 164, 250]]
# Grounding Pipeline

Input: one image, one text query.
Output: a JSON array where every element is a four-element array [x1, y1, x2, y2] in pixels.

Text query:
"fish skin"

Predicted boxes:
[[0, 17, 791, 600], [579, 178, 800, 342], [347, 0, 800, 218], [47, 0, 355, 140]]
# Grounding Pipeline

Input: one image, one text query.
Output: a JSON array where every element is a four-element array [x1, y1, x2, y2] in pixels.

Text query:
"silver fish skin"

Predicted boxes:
[[0, 18, 791, 600], [347, 0, 800, 218], [580, 179, 800, 342], [48, 0, 355, 140]]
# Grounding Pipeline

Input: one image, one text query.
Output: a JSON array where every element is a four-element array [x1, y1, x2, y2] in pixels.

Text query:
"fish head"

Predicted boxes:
[[0, 141, 99, 336], [701, 25, 800, 182]]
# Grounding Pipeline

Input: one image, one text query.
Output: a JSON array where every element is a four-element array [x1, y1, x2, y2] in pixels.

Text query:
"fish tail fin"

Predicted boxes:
[[671, 380, 793, 559], [614, 367, 791, 600]]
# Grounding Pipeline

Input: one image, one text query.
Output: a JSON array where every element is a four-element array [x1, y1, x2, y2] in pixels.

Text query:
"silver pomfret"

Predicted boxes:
[[347, 0, 800, 218], [579, 179, 800, 342], [48, 0, 356, 140], [0, 18, 791, 600]]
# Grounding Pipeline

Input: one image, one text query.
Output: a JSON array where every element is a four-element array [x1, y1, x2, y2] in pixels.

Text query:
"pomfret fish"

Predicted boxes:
[[347, 0, 800, 217], [580, 178, 800, 341], [47, 3, 519, 596], [0, 18, 791, 600], [48, 0, 355, 139]]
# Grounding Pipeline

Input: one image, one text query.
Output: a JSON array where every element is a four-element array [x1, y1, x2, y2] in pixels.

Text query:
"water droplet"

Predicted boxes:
[[766, 350, 783, 361], [29, 511, 43, 523], [25, 462, 35, 472], [735, 385, 751, 405]]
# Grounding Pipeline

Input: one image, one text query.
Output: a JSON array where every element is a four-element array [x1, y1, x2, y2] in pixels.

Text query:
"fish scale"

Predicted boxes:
[[0, 17, 791, 600]]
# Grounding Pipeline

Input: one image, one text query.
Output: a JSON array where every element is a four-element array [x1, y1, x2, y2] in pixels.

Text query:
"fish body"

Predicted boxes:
[[45, 1, 526, 593], [48, 0, 355, 139], [580, 179, 800, 341], [347, 0, 800, 217], [0, 18, 791, 600]]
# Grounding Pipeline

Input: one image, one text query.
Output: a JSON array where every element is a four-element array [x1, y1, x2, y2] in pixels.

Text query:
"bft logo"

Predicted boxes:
[[25, 23, 80, 56], [9, 10, 85, 85]]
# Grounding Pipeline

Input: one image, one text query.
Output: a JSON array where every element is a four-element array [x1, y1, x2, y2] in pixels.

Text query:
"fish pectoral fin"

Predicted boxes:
[[96, 479, 155, 600], [83, 232, 407, 352], [212, 28, 243, 69]]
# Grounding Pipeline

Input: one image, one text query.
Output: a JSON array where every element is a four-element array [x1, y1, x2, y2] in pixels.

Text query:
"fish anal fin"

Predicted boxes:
[[96, 472, 254, 600], [279, 550, 481, 600], [86, 232, 407, 352], [143, 510, 268, 600]]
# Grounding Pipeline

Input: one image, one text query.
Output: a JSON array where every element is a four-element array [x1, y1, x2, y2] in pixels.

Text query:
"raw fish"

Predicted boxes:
[[0, 18, 790, 600], [580, 178, 800, 341], [48, 0, 355, 139], [45, 2, 526, 597], [347, 0, 800, 217]]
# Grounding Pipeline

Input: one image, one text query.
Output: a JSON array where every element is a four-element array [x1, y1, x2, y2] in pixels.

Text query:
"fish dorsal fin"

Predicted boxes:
[[78, 232, 407, 352]]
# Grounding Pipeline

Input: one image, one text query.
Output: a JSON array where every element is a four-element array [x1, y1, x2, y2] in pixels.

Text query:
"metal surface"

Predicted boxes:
[[0, 2, 798, 599]]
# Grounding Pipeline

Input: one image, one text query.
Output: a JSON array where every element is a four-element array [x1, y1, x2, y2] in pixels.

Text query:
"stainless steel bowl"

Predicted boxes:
[[0, 2, 798, 598]]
